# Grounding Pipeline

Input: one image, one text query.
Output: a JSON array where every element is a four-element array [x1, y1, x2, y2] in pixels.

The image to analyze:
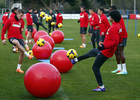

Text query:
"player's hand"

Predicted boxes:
[[2, 40, 6, 45], [77, 20, 80, 23], [95, 26, 100, 29], [99, 42, 104, 47], [101, 32, 105, 36], [98, 44, 104, 50]]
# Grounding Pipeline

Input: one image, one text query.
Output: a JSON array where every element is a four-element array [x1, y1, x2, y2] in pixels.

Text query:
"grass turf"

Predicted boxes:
[[0, 19, 140, 100]]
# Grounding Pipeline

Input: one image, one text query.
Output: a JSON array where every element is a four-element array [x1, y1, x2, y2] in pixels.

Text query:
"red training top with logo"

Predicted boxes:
[[101, 22, 122, 58], [26, 12, 33, 25], [99, 14, 110, 36], [119, 16, 128, 38], [56, 13, 63, 25], [1, 16, 24, 40], [10, 12, 16, 19], [90, 12, 100, 30], [79, 11, 88, 28], [2, 12, 9, 24]]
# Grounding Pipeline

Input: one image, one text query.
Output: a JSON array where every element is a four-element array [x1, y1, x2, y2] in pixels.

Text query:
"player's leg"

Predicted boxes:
[[26, 25, 33, 45], [38, 22, 48, 30], [91, 30, 96, 48], [35, 23, 39, 31], [92, 52, 108, 92], [95, 30, 100, 48], [48, 23, 51, 33], [70, 49, 100, 64], [111, 47, 122, 73], [80, 27, 87, 48]]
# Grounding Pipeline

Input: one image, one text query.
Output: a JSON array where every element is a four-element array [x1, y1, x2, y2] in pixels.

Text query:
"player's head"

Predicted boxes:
[[109, 10, 121, 23], [89, 8, 94, 15], [28, 8, 33, 13], [98, 8, 104, 15], [12, 7, 18, 13], [109, 5, 117, 12], [80, 6, 85, 12], [34, 9, 37, 13], [6, 9, 9, 13], [17, 9, 24, 20], [40, 8, 42, 11], [56, 10, 59, 14], [50, 10, 53, 14]]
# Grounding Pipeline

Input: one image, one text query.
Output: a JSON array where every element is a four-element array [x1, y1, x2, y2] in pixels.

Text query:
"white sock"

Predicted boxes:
[[117, 64, 122, 70], [4, 34, 6, 38], [25, 44, 28, 47], [99, 85, 105, 89], [29, 40, 32, 42], [24, 51, 29, 57], [17, 64, 21, 70], [26, 40, 28, 43], [74, 58, 78, 62], [82, 43, 86, 47], [122, 63, 127, 72]]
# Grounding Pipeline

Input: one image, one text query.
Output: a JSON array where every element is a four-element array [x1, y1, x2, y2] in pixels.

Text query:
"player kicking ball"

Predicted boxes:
[[1, 10, 33, 73], [70, 10, 122, 92]]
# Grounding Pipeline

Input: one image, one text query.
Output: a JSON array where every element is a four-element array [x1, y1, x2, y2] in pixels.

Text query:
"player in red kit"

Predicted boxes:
[[10, 7, 18, 19], [25, 8, 33, 51], [55, 10, 63, 30], [1, 10, 33, 73], [109, 6, 128, 75], [96, 8, 110, 46], [78, 6, 88, 48], [2, 9, 9, 39]]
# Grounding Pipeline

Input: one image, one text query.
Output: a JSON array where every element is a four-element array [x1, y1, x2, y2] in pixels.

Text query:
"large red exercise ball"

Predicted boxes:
[[40, 35, 55, 49], [34, 30, 48, 43], [32, 41, 52, 59], [51, 30, 64, 44], [25, 27, 37, 38], [50, 50, 73, 73], [24, 62, 61, 98]]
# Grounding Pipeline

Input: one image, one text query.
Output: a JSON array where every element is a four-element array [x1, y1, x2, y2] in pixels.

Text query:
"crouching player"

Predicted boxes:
[[1, 10, 33, 73], [71, 10, 122, 91]]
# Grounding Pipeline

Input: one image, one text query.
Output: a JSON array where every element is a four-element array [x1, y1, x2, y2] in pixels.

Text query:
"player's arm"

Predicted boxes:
[[91, 15, 99, 27], [103, 18, 110, 33], [1, 19, 10, 44], [85, 13, 89, 27], [104, 28, 119, 49], [56, 15, 59, 25]]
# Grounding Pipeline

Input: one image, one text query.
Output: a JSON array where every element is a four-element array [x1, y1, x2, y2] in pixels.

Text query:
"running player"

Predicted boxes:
[[78, 6, 88, 48], [109, 6, 128, 75], [1, 10, 33, 73], [55, 10, 63, 30]]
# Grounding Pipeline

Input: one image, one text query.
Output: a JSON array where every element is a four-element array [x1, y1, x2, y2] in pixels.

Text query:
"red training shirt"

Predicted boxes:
[[79, 11, 88, 28], [90, 12, 99, 30], [2, 12, 9, 24], [1, 16, 24, 40], [56, 13, 63, 25], [26, 12, 33, 25], [10, 12, 16, 19], [101, 22, 122, 58], [99, 14, 110, 36]]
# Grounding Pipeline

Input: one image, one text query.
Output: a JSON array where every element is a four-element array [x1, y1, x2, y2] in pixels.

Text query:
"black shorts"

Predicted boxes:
[[88, 26, 93, 34], [80, 27, 87, 34], [9, 37, 24, 48], [27, 25, 33, 32], [118, 38, 127, 47], [100, 36, 105, 42]]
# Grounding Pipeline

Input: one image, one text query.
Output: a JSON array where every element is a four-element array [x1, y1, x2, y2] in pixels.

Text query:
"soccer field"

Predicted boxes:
[[0, 19, 140, 100]]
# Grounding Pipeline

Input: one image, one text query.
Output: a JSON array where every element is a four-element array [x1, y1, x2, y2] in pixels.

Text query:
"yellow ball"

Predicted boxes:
[[51, 22, 55, 26], [138, 34, 140, 38], [28, 50, 33, 56], [67, 49, 77, 59], [46, 15, 52, 22], [40, 11, 45, 17], [49, 33, 52, 36], [58, 23, 63, 28], [37, 38, 45, 47]]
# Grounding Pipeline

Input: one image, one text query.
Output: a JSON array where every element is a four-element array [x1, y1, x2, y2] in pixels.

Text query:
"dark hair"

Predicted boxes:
[[89, 8, 94, 12], [99, 8, 104, 13], [6, 9, 9, 12], [17, 9, 24, 14], [12, 7, 18, 12], [28, 8, 32, 11], [109, 10, 121, 22], [110, 6, 117, 10], [56, 10, 59, 13], [33, 9, 37, 12], [81, 6, 85, 9]]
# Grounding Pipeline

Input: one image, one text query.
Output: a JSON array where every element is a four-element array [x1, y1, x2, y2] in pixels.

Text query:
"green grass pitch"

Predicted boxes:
[[0, 19, 140, 100]]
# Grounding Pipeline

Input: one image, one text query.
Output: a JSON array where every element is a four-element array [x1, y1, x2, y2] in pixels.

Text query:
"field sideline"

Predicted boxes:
[[0, 19, 140, 100]]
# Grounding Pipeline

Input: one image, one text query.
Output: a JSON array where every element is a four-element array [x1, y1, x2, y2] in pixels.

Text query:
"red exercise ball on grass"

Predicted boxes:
[[40, 35, 55, 49], [50, 50, 73, 73], [51, 30, 64, 44], [32, 41, 52, 59], [25, 27, 37, 38], [34, 30, 48, 43], [24, 62, 61, 98]]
